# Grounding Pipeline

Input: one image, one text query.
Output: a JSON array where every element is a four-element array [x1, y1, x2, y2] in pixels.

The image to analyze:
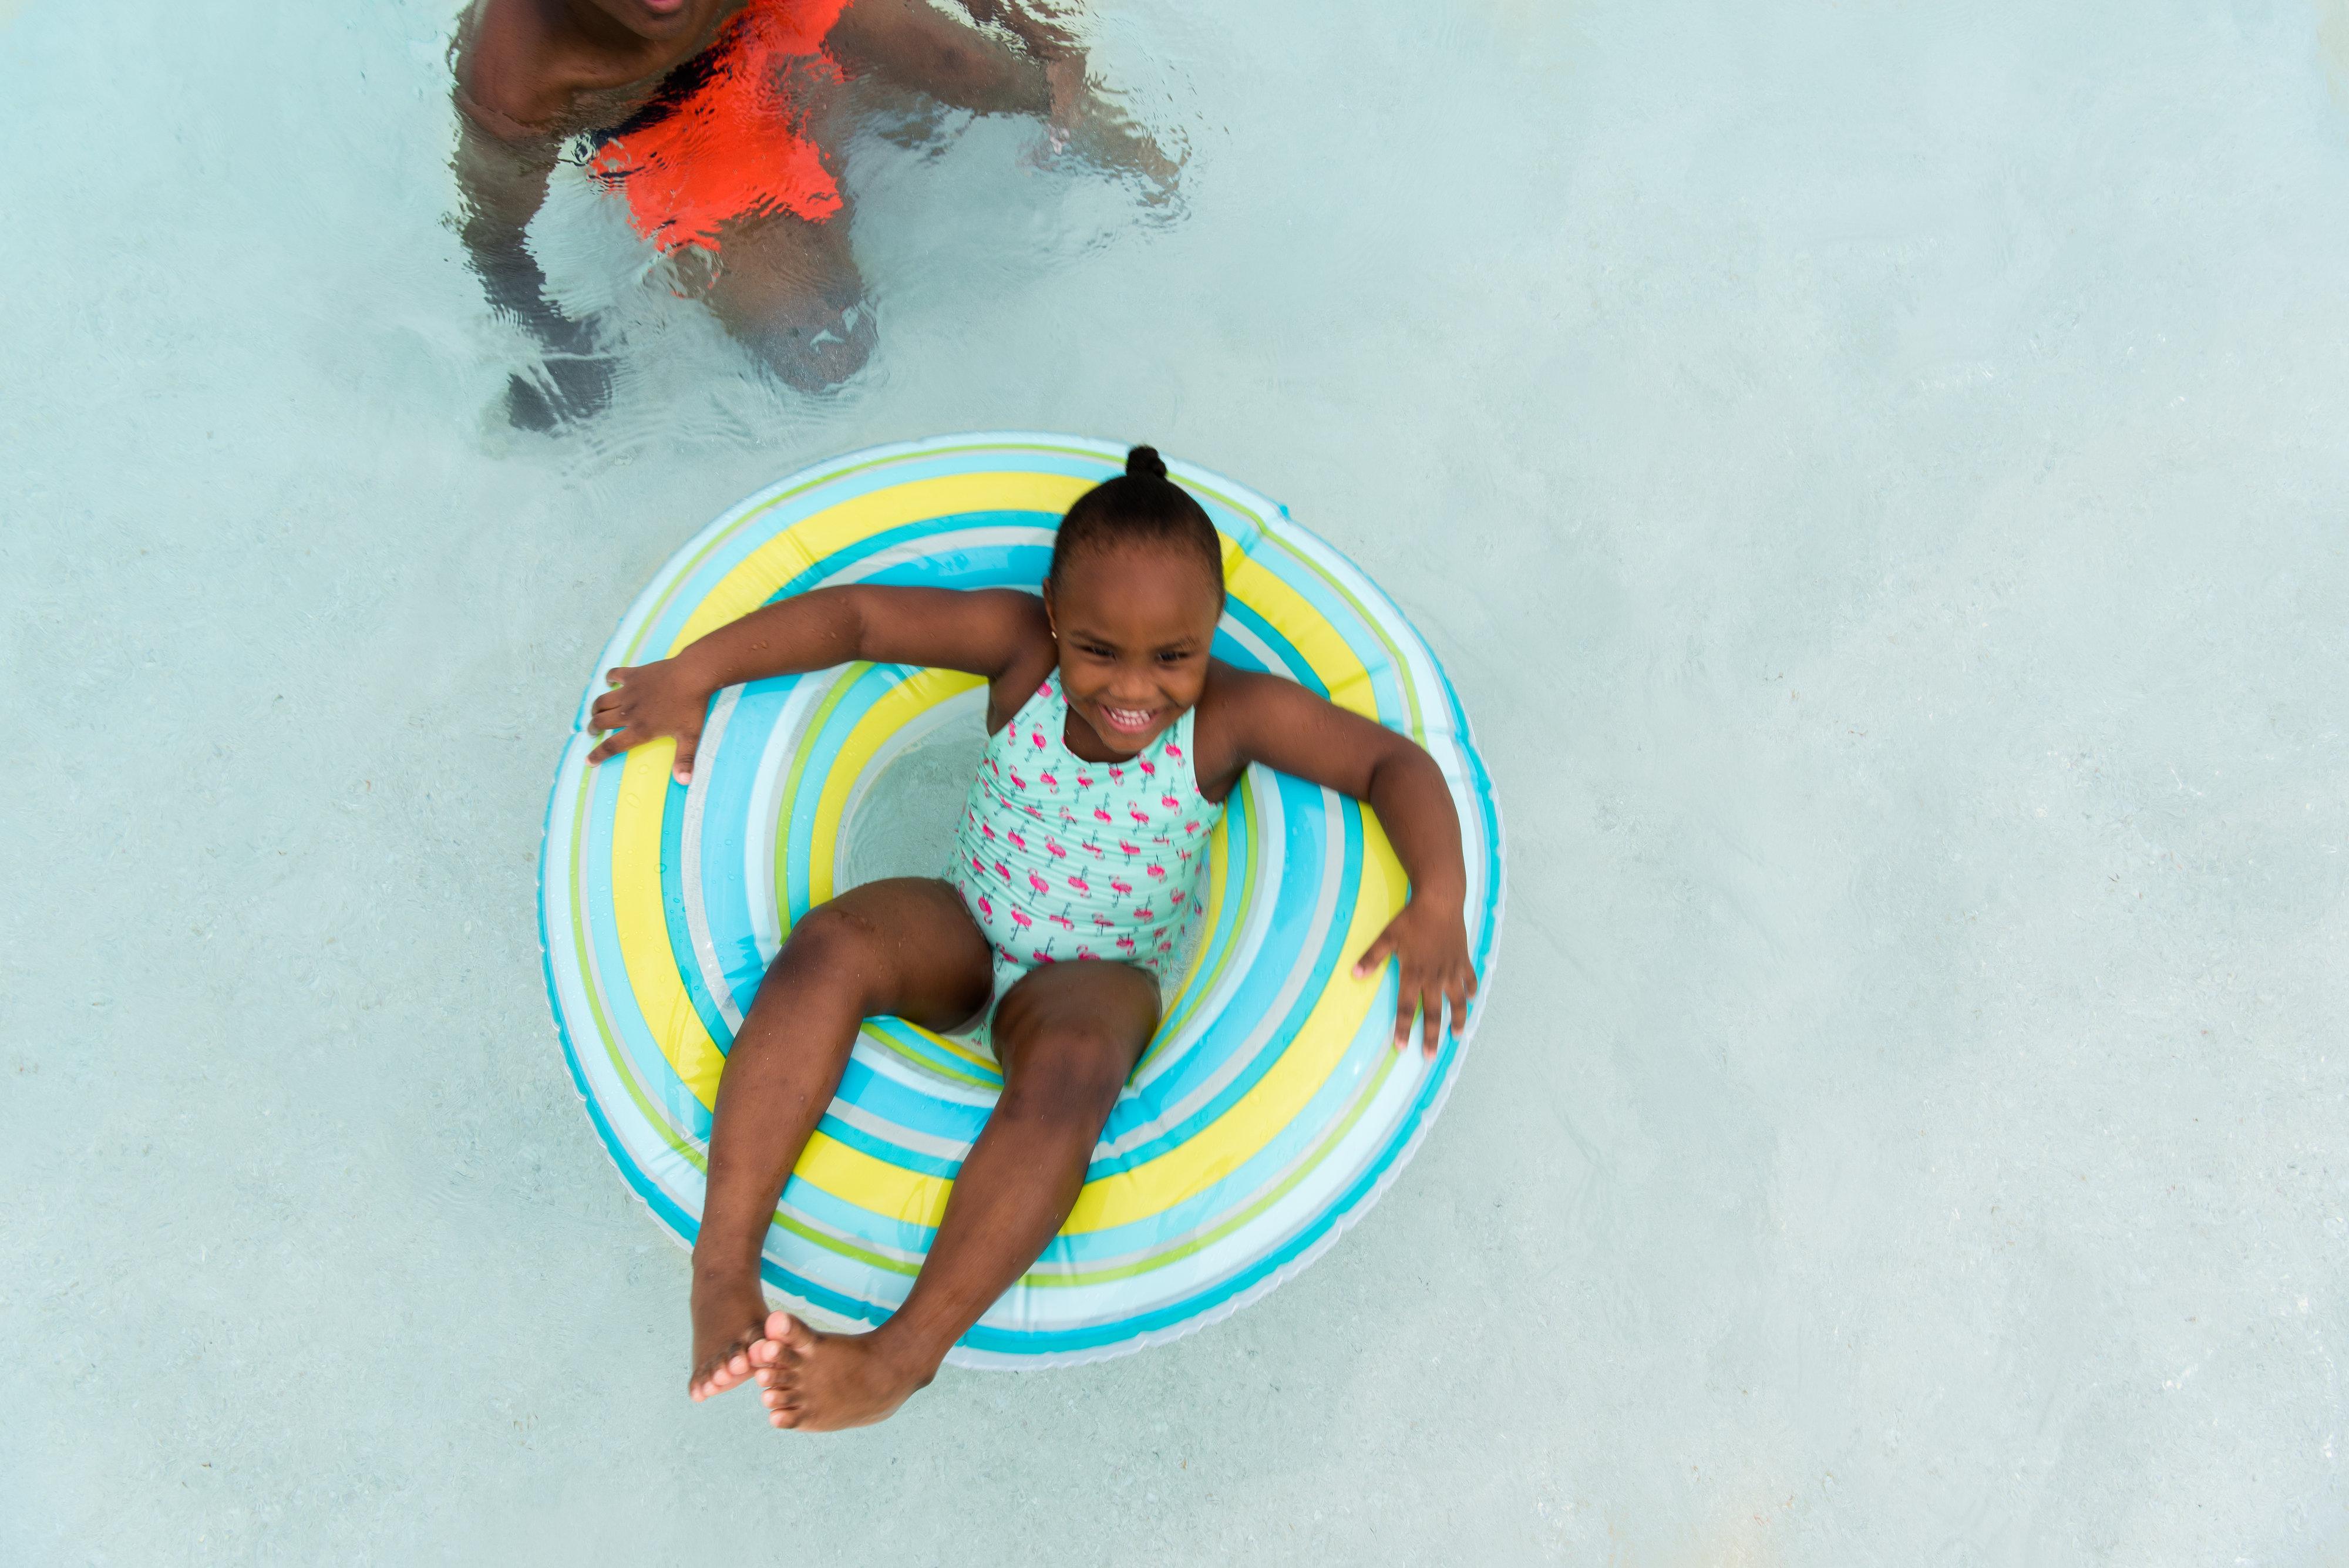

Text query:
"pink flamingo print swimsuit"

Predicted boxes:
[[945, 674, 1224, 1020]]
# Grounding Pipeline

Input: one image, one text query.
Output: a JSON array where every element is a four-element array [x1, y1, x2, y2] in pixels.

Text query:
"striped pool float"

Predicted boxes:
[[539, 433, 1505, 1367]]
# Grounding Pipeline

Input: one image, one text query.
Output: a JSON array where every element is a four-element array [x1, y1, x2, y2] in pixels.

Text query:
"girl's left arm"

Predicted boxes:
[[1208, 668, 1477, 1056]]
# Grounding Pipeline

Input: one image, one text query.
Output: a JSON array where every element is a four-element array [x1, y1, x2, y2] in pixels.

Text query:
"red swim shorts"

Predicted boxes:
[[588, 0, 852, 253]]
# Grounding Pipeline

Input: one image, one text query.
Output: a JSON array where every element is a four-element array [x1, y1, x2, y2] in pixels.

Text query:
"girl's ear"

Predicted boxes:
[[1041, 581, 1058, 638]]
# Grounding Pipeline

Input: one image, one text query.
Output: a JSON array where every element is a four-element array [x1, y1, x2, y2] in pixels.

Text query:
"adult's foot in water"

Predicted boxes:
[[687, 1273, 774, 1401], [748, 1311, 937, 1432]]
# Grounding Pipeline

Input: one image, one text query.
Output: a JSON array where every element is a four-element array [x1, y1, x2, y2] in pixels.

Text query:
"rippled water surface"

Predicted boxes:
[[6, 0, 2349, 1560]]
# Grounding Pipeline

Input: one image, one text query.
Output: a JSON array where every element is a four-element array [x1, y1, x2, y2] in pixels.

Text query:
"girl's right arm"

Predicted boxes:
[[587, 586, 1049, 780]]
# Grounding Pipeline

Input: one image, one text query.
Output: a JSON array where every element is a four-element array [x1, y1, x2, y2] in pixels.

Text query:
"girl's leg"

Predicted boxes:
[[750, 960, 1160, 1431], [689, 877, 991, 1399]]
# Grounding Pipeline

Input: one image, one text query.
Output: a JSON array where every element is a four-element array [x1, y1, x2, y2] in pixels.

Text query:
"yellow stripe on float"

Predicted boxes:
[[1064, 807, 1410, 1233], [1225, 553, 1379, 719], [664, 472, 1093, 655], [610, 743, 728, 1109], [795, 1129, 954, 1230]]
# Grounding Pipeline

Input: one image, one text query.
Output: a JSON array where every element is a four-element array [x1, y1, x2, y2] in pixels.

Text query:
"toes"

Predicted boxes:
[[766, 1311, 818, 1354]]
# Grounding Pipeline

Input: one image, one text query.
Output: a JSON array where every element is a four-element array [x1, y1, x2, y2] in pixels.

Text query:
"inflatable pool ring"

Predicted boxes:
[[539, 433, 1505, 1367]]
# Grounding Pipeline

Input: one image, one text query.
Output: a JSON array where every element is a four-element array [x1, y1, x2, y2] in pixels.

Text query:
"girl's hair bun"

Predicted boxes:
[[1048, 441, 1223, 598]]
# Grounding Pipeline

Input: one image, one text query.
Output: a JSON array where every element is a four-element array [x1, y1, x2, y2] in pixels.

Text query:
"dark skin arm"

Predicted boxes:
[[450, 107, 573, 338], [586, 584, 1058, 778], [1191, 665, 1476, 1057], [449, 106, 616, 425], [827, 0, 1053, 116], [826, 0, 1176, 189]]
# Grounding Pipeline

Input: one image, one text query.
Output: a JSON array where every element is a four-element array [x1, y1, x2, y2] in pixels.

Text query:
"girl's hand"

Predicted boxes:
[[587, 659, 712, 783], [1352, 896, 1478, 1058]]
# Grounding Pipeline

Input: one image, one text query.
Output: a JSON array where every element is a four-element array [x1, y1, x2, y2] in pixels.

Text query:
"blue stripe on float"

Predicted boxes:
[[833, 1053, 991, 1149], [758, 512, 1059, 606], [1153, 775, 1257, 1038], [780, 1161, 941, 1260], [692, 672, 805, 1022], [658, 767, 736, 1060], [810, 1109, 963, 1181], [1217, 596, 1325, 697]]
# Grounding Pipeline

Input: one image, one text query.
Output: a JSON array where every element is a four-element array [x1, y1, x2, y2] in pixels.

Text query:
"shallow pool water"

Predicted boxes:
[[6, 0, 2349, 1560]]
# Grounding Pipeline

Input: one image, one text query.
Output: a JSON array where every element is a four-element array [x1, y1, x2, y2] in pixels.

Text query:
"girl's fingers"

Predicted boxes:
[[1421, 989, 1443, 1057], [672, 724, 702, 785], [1354, 926, 1399, 980], [605, 666, 630, 687], [1448, 975, 1472, 1035], [594, 722, 655, 762]]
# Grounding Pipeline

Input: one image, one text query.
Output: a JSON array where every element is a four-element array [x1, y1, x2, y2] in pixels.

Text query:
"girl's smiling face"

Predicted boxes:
[[1044, 541, 1224, 759]]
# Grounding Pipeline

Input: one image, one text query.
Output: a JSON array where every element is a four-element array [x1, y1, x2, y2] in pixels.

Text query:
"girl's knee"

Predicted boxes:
[[773, 903, 884, 990], [1001, 1025, 1139, 1122]]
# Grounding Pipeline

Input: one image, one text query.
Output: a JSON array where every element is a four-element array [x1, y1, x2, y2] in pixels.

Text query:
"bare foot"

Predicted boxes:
[[687, 1273, 774, 1401], [746, 1311, 938, 1431]]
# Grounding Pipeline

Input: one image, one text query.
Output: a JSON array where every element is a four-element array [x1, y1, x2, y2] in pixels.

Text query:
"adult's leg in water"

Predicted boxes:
[[749, 958, 1160, 1431], [688, 877, 992, 1401], [702, 210, 876, 392]]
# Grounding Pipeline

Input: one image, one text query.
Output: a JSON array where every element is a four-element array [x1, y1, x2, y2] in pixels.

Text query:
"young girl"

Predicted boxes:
[[588, 447, 1478, 1431]]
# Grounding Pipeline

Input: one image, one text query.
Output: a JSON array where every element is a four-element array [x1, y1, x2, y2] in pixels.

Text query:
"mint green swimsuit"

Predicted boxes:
[[945, 674, 1224, 1014]]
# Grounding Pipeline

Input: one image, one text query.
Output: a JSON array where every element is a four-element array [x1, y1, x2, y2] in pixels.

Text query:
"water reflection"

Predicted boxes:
[[449, 0, 1178, 426]]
